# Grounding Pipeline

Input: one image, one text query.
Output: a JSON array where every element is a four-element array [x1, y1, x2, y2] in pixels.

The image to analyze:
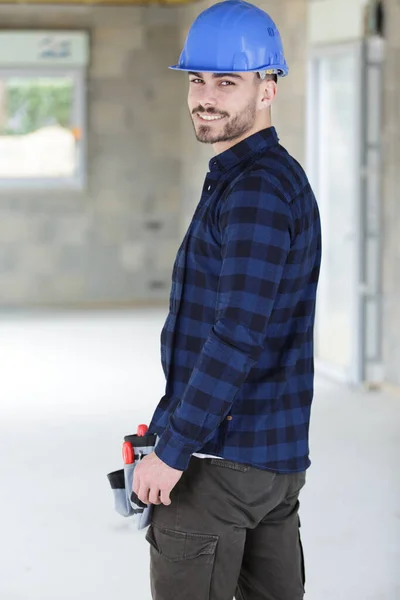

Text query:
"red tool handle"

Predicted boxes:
[[122, 441, 134, 464], [137, 424, 148, 437]]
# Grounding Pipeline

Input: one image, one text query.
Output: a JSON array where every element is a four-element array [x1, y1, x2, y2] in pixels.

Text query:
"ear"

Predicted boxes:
[[259, 80, 277, 110]]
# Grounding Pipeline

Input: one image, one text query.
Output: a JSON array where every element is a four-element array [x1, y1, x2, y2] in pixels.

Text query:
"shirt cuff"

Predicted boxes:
[[154, 427, 197, 471]]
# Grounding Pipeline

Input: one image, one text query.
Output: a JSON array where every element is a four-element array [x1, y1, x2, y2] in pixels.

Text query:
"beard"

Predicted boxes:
[[191, 99, 257, 145]]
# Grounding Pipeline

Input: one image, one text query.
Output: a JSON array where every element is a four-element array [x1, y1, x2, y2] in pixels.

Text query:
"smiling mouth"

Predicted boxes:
[[196, 113, 225, 122]]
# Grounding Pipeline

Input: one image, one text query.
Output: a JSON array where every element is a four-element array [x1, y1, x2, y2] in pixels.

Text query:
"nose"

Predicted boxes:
[[197, 84, 217, 108], [203, 96, 217, 108]]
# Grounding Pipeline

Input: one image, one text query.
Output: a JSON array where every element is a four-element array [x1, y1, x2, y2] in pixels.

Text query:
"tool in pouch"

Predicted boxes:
[[107, 424, 158, 530]]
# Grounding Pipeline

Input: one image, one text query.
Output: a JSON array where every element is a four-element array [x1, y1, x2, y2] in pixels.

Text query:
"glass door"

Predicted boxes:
[[307, 43, 363, 383]]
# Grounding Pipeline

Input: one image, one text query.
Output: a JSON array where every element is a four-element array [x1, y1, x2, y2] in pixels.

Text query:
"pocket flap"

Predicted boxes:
[[146, 525, 218, 562]]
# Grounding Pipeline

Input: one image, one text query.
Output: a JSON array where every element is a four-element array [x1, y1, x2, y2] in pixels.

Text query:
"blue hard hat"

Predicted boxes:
[[170, 0, 289, 77]]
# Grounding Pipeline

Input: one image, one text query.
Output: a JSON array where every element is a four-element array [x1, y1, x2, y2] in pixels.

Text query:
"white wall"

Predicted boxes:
[[308, 0, 368, 45]]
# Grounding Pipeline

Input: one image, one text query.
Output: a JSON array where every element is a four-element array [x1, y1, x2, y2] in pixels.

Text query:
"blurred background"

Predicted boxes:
[[0, 0, 398, 599]]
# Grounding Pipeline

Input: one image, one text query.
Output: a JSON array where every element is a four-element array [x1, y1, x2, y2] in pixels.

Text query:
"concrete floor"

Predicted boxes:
[[0, 309, 399, 600]]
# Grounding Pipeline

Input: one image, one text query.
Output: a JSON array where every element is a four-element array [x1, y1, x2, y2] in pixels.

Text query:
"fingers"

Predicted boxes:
[[160, 489, 171, 506], [133, 467, 152, 505], [137, 486, 170, 506], [132, 472, 139, 497], [149, 488, 162, 505], [138, 485, 150, 505]]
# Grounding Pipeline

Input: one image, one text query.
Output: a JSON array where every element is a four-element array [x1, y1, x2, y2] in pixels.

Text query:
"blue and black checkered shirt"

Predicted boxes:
[[149, 127, 322, 473]]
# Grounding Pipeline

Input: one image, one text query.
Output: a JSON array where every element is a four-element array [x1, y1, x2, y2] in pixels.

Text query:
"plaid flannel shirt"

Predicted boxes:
[[149, 127, 322, 473]]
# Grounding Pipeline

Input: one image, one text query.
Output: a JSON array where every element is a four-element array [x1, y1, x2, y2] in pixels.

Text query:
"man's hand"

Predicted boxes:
[[132, 452, 183, 506]]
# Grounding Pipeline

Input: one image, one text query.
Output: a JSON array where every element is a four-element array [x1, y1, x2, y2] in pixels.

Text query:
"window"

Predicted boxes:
[[0, 32, 88, 189]]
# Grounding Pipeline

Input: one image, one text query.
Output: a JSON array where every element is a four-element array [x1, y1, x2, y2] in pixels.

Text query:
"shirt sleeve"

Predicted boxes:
[[155, 173, 294, 471]]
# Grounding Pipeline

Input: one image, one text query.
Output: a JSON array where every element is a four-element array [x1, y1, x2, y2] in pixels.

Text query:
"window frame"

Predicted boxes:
[[0, 66, 86, 190]]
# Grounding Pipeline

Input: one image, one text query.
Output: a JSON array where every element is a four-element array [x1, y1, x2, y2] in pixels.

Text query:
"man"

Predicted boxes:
[[133, 1, 322, 599]]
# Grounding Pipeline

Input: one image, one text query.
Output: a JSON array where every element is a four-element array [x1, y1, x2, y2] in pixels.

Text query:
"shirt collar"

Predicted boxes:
[[208, 127, 279, 174]]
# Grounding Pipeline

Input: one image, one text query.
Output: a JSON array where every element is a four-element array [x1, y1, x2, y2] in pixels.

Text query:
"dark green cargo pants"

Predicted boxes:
[[145, 456, 306, 600]]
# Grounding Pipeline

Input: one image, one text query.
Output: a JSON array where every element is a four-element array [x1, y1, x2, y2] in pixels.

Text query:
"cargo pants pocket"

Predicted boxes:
[[146, 524, 218, 600]]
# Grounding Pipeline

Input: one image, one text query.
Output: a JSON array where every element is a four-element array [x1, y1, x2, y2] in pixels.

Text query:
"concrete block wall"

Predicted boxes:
[[0, 5, 185, 306], [382, 0, 400, 385], [0, 1, 308, 308]]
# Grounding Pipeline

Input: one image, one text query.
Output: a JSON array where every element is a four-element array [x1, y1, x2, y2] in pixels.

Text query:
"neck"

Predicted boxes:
[[213, 117, 272, 155]]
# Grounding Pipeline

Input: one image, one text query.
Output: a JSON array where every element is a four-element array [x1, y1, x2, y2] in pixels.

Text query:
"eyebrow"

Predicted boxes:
[[188, 71, 244, 80]]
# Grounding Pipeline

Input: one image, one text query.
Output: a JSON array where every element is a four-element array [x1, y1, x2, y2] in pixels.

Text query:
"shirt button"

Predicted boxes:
[[226, 416, 233, 421], [208, 185, 212, 191]]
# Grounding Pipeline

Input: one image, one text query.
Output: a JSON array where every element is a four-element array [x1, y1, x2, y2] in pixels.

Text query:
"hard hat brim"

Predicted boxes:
[[169, 64, 289, 77]]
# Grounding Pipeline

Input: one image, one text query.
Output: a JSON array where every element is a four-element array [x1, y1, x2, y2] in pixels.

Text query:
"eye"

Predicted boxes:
[[189, 79, 203, 84], [220, 80, 235, 86]]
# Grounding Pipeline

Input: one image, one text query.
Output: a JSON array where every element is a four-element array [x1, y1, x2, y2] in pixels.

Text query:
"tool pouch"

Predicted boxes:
[[107, 433, 157, 530]]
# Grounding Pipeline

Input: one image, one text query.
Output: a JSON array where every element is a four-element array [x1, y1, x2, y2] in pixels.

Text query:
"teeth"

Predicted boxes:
[[198, 114, 224, 121]]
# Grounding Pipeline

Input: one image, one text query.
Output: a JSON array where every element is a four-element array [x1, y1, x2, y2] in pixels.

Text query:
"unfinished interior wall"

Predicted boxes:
[[0, 5, 184, 306]]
